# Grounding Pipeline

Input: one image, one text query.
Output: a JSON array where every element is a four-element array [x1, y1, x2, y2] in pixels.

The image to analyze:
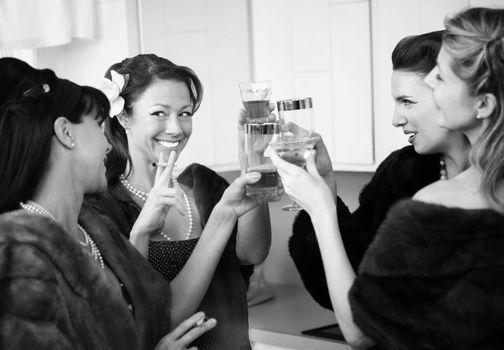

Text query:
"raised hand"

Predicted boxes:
[[129, 151, 185, 256], [270, 150, 334, 217], [217, 172, 270, 218], [154, 312, 217, 350]]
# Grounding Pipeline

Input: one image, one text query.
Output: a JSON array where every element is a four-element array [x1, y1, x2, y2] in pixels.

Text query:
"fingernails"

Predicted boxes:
[[196, 316, 210, 327], [247, 172, 261, 181]]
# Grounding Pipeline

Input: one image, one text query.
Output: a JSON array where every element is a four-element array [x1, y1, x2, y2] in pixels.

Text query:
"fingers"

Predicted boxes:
[[149, 187, 186, 215], [167, 312, 206, 340], [305, 151, 321, 178], [233, 171, 261, 189], [178, 317, 217, 345], [270, 151, 299, 176], [284, 122, 310, 138], [154, 152, 166, 184], [158, 150, 177, 187]]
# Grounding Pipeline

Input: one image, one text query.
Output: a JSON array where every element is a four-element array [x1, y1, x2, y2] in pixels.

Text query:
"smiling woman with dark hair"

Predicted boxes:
[[0, 57, 262, 350]]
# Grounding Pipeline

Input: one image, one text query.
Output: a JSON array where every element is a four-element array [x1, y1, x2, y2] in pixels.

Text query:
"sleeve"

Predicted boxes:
[[0, 243, 76, 350], [288, 149, 410, 310]]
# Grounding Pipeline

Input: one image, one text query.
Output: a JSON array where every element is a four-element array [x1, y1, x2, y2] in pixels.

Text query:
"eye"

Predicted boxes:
[[399, 99, 416, 107], [179, 111, 193, 118], [150, 111, 168, 120]]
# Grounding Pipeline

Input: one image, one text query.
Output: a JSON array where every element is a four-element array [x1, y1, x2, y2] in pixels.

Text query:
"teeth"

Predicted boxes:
[[158, 140, 180, 148]]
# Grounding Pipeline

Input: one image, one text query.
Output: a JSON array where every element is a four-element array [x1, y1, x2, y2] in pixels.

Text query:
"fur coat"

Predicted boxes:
[[289, 146, 440, 309], [0, 207, 171, 350], [86, 163, 252, 350], [350, 199, 504, 350]]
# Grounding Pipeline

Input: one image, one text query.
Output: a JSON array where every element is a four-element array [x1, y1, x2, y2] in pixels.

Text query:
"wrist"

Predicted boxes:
[[212, 202, 239, 222]]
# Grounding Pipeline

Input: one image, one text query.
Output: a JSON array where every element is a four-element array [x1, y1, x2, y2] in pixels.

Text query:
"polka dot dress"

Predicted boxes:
[[148, 238, 217, 349]]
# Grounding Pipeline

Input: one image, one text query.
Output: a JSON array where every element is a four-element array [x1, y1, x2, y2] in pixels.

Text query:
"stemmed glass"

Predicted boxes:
[[269, 97, 317, 211]]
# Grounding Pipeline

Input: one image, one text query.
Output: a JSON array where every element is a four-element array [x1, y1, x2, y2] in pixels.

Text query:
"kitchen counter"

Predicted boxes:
[[248, 283, 352, 350]]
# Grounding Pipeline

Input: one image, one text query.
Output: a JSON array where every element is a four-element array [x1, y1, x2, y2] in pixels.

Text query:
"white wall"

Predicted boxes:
[[36, 0, 139, 87], [221, 169, 372, 286]]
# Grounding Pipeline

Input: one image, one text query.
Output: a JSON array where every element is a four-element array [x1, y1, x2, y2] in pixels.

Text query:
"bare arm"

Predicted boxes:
[[271, 152, 374, 349], [235, 204, 271, 265]]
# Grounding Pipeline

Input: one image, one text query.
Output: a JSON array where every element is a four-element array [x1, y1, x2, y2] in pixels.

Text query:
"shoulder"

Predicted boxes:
[[413, 169, 487, 209], [360, 198, 504, 276], [0, 212, 64, 318]]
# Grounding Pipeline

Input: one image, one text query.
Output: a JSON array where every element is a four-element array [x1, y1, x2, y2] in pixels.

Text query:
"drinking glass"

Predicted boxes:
[[271, 97, 317, 211], [239, 81, 272, 122]]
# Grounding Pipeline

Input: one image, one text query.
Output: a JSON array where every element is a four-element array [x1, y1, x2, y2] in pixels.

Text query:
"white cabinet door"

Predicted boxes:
[[252, 0, 375, 171], [138, 0, 250, 171]]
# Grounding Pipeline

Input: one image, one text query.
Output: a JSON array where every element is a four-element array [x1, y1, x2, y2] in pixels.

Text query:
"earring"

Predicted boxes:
[[476, 114, 482, 119], [125, 128, 131, 135], [71, 142, 75, 148]]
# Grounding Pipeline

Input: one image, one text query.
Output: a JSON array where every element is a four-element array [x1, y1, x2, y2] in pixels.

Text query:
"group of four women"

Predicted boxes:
[[0, 6, 503, 350]]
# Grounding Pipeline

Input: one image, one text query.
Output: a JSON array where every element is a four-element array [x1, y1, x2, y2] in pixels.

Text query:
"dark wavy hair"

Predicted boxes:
[[0, 57, 110, 213], [442, 7, 504, 212], [102, 54, 203, 219], [392, 30, 445, 75]]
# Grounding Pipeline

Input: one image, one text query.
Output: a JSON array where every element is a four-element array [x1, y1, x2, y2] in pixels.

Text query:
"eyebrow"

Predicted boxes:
[[153, 103, 192, 110]]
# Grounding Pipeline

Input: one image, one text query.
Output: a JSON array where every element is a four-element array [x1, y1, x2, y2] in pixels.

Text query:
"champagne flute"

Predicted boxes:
[[271, 97, 317, 211]]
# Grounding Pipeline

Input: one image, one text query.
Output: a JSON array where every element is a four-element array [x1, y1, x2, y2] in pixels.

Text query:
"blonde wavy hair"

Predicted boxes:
[[443, 7, 504, 212]]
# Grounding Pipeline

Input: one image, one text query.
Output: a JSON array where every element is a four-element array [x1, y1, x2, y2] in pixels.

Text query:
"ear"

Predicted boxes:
[[116, 111, 130, 130], [53, 116, 75, 149], [476, 93, 497, 119]]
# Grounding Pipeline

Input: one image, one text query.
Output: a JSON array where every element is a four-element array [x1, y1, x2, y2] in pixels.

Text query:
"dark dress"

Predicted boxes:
[[289, 146, 440, 309], [0, 206, 171, 350], [87, 163, 252, 350], [350, 199, 504, 350]]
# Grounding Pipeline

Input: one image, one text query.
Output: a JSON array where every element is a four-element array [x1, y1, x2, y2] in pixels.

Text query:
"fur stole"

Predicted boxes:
[[350, 199, 504, 350]]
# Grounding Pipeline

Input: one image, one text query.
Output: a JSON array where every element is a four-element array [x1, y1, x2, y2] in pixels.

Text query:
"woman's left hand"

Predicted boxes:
[[270, 151, 335, 217], [217, 172, 269, 218]]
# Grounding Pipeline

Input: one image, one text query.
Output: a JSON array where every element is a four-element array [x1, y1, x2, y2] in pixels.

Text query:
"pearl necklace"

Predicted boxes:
[[440, 155, 448, 180], [120, 174, 148, 201], [20, 201, 105, 269], [120, 175, 193, 241]]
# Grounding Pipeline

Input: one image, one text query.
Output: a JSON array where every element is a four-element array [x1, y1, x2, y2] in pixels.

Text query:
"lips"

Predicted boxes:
[[403, 131, 417, 144], [157, 140, 181, 148]]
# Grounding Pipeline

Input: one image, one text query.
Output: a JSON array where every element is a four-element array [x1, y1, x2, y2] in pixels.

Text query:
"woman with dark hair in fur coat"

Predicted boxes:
[[0, 58, 263, 350], [271, 7, 504, 350], [288, 30, 468, 310]]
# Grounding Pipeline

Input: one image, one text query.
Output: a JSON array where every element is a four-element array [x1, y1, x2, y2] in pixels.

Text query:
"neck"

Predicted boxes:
[[464, 119, 489, 145], [29, 167, 84, 234], [126, 151, 157, 193], [442, 135, 470, 179]]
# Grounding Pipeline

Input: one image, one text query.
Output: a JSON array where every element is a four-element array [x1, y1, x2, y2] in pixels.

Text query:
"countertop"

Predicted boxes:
[[248, 283, 352, 350]]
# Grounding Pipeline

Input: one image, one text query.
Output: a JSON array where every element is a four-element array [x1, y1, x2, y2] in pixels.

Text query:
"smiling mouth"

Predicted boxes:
[[157, 140, 181, 148], [405, 132, 417, 143]]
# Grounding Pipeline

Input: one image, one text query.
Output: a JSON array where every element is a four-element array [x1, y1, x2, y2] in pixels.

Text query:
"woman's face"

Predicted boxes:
[[73, 112, 110, 193], [391, 70, 452, 154], [424, 46, 479, 133], [126, 79, 193, 164]]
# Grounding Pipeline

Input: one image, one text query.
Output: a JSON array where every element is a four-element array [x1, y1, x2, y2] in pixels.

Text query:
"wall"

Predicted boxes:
[[36, 0, 139, 86], [220, 169, 373, 286]]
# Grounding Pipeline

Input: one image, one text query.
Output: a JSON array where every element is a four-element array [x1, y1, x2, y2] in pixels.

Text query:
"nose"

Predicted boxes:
[[164, 115, 183, 134], [392, 108, 407, 128]]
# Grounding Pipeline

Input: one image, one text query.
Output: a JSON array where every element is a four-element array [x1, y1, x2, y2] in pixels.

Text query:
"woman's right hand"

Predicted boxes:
[[154, 312, 217, 350], [270, 150, 335, 217], [129, 151, 186, 256]]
